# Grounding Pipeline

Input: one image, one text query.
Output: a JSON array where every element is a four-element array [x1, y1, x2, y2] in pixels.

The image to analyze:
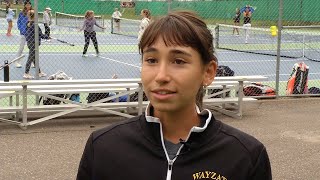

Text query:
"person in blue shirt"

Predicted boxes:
[[23, 9, 50, 79], [5, 2, 15, 36], [15, 1, 32, 68]]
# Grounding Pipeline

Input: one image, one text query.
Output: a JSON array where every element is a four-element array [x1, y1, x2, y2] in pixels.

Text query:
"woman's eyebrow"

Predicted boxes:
[[170, 49, 192, 57], [144, 47, 157, 53]]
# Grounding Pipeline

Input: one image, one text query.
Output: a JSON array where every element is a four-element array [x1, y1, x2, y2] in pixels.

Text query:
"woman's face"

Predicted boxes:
[[25, 3, 31, 10], [141, 37, 216, 113], [27, 10, 34, 21]]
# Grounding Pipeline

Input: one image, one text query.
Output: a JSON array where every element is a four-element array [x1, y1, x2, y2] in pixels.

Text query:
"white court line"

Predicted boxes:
[[219, 59, 298, 63], [96, 55, 141, 69], [217, 50, 305, 54]]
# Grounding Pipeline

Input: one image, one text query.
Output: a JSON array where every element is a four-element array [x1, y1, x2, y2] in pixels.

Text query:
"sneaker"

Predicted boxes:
[[82, 54, 88, 57], [39, 72, 47, 77], [31, 64, 35, 68], [94, 53, 100, 57], [15, 63, 22, 68], [23, 73, 34, 79]]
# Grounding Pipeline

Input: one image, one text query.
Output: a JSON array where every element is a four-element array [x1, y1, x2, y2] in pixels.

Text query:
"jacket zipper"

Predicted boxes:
[[166, 160, 173, 180], [160, 125, 194, 180]]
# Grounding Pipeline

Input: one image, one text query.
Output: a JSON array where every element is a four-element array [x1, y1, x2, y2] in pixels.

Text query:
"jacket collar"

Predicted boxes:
[[139, 103, 221, 149], [145, 103, 212, 133]]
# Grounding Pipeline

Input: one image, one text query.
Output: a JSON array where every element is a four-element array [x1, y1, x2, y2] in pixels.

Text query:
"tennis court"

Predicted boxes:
[[0, 17, 142, 80], [1, 18, 320, 81]]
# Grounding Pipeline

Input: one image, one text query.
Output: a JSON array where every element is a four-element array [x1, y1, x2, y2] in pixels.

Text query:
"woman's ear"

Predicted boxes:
[[203, 60, 217, 86]]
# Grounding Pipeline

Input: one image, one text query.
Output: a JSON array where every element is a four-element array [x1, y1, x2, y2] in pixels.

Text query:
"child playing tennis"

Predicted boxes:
[[243, 6, 252, 43], [138, 9, 151, 41], [15, 1, 32, 68], [23, 10, 50, 79], [112, 8, 122, 32], [5, 2, 15, 36], [80, 10, 106, 57]]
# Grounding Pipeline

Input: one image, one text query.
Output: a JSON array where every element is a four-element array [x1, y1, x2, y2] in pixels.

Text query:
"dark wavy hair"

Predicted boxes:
[[139, 10, 217, 109]]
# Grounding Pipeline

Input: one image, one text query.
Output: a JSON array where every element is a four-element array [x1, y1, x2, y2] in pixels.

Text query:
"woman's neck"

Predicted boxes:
[[154, 105, 200, 143]]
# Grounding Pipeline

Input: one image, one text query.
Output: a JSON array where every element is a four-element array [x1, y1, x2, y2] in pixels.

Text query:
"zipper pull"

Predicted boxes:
[[168, 160, 173, 170]]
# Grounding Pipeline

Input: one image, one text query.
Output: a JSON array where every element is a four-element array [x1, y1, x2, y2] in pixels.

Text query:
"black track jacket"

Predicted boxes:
[[77, 110, 272, 180]]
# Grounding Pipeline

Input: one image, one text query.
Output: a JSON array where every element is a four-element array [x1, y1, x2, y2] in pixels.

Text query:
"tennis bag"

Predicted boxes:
[[40, 71, 79, 105], [216, 65, 235, 77], [208, 65, 235, 98], [86, 93, 111, 103], [243, 83, 275, 96], [286, 62, 309, 95], [308, 87, 320, 94], [129, 92, 148, 102]]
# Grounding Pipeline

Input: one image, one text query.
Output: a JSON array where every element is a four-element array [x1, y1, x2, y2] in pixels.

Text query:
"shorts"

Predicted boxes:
[[114, 19, 120, 23], [6, 18, 13, 23]]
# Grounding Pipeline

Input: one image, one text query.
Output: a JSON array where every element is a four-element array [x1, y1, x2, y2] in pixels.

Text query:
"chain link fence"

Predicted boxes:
[[0, 0, 320, 107]]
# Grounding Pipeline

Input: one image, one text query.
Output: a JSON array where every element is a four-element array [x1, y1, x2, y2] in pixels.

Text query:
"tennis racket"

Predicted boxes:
[[51, 37, 75, 46]]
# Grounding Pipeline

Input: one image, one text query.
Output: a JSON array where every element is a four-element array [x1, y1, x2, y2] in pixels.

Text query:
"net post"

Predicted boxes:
[[111, 17, 114, 34], [102, 16, 105, 33], [302, 34, 305, 58], [214, 24, 219, 49], [55, 12, 57, 26]]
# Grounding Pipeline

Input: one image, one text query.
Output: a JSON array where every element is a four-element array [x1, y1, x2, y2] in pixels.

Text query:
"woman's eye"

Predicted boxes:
[[145, 58, 157, 64], [173, 59, 186, 65]]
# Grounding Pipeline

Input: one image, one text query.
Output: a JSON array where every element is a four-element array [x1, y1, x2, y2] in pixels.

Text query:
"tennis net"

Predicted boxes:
[[215, 24, 320, 62], [0, 8, 17, 18], [55, 12, 105, 31], [111, 17, 140, 38]]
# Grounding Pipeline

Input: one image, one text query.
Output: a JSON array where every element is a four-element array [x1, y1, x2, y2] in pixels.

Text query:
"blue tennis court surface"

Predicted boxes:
[[1, 18, 320, 82]]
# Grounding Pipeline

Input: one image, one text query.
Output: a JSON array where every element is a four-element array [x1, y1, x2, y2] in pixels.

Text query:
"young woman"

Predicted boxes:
[[111, 8, 122, 32], [243, 7, 252, 43], [23, 10, 50, 79], [80, 10, 106, 57], [77, 11, 272, 180], [43, 7, 52, 41], [5, 2, 15, 36], [15, 1, 32, 68], [138, 9, 151, 41], [233, 8, 240, 35]]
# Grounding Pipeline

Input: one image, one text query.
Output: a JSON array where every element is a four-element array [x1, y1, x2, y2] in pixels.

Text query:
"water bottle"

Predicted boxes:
[[4, 60, 9, 82]]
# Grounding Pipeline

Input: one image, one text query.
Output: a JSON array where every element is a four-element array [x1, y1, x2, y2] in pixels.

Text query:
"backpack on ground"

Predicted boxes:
[[68, 94, 81, 102], [243, 83, 275, 96], [286, 62, 309, 95], [86, 93, 111, 103], [208, 65, 235, 98], [41, 94, 66, 105], [129, 91, 148, 102], [216, 65, 235, 77], [39, 71, 75, 105], [108, 92, 128, 102], [308, 87, 320, 94]]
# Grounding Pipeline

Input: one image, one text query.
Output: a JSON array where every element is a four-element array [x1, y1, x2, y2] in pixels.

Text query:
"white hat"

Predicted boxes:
[[45, 7, 52, 11]]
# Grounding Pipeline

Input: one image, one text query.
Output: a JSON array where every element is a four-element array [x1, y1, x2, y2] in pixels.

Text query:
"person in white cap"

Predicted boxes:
[[43, 7, 52, 41]]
